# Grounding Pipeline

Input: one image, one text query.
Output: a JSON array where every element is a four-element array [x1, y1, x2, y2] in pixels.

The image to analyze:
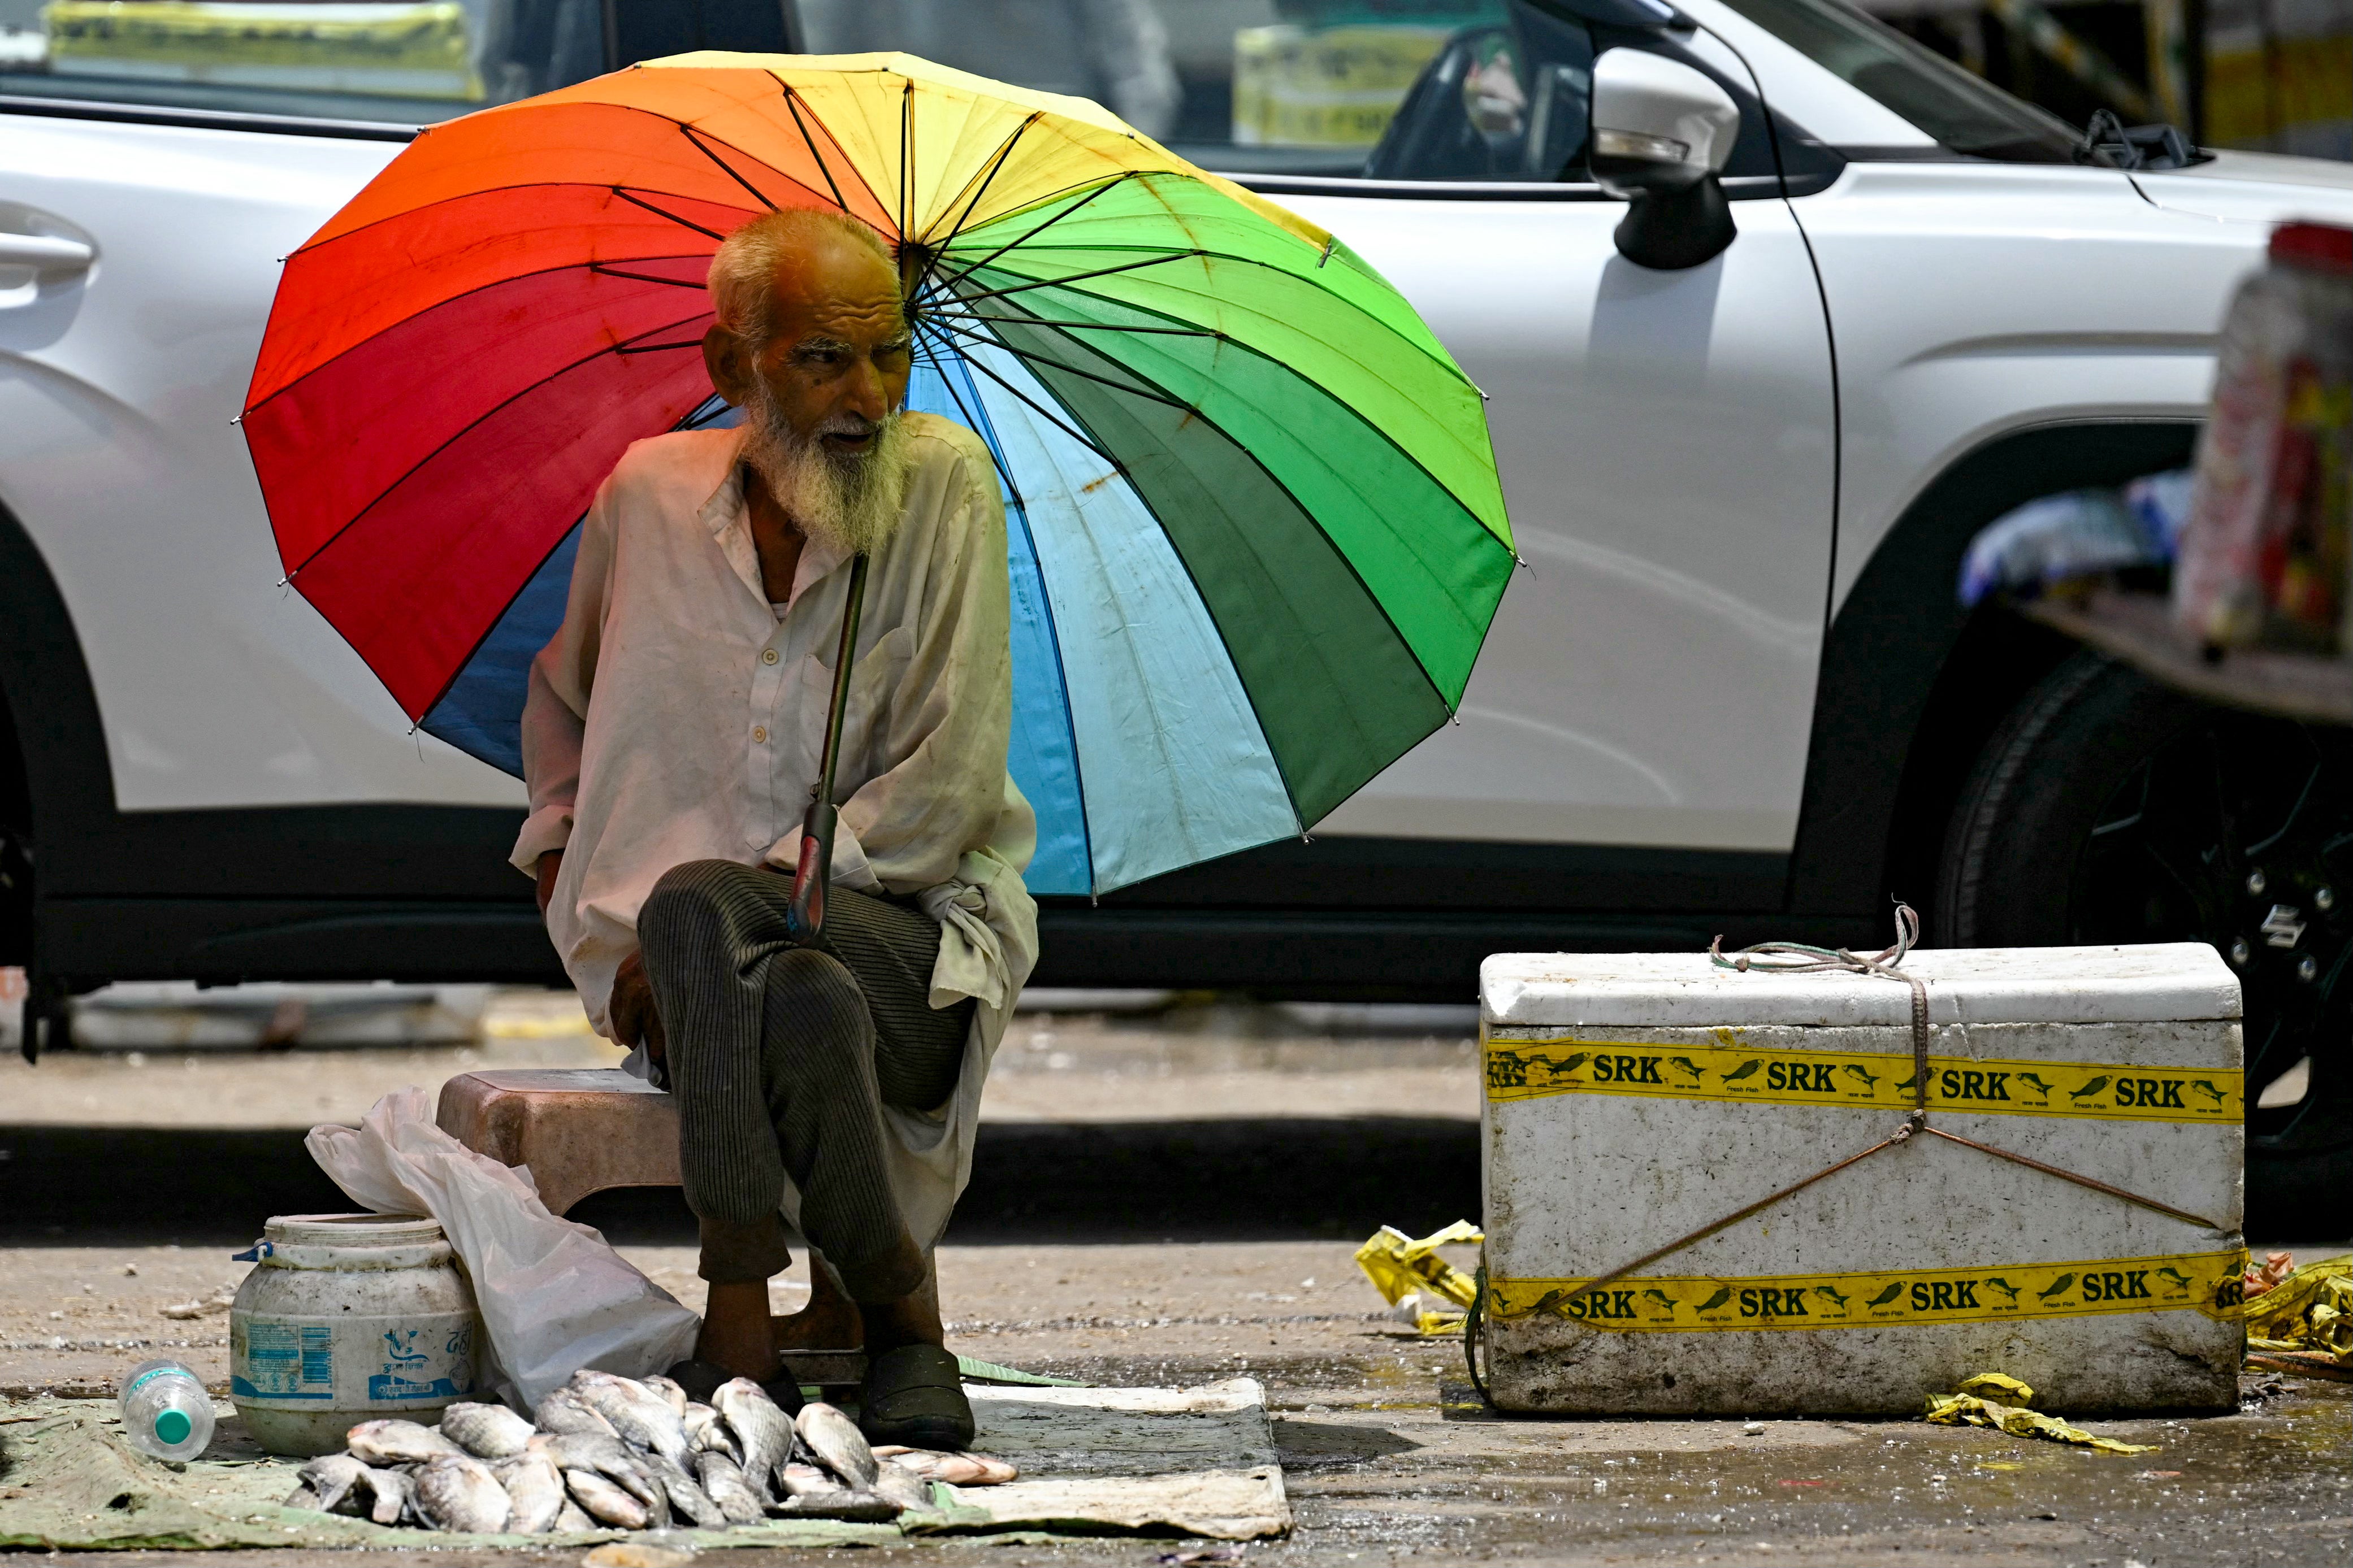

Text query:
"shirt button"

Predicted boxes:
[[752, 726, 768, 744], [761, 649, 779, 665]]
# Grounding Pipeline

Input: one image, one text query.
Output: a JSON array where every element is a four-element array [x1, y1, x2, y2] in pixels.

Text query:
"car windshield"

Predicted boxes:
[[1702, 0, 2082, 162]]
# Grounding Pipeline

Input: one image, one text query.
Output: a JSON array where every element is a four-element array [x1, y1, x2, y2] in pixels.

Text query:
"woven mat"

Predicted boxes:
[[0, 1378, 1288, 1548]]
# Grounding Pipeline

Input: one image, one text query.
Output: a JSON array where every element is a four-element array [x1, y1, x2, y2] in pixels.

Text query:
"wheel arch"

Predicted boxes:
[[1785, 418, 2202, 934]]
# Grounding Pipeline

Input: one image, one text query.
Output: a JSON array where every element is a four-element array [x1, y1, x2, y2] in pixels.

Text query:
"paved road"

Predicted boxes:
[[2, 994, 2348, 1564]]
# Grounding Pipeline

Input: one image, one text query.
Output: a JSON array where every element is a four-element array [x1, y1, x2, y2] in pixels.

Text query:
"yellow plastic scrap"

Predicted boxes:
[[1922, 1374, 2158, 1456], [2235, 1254, 2353, 1363], [1355, 1220, 1484, 1335]]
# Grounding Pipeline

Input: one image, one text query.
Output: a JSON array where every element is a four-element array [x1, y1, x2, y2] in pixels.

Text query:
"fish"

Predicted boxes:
[[1696, 1287, 1734, 1311], [795, 1401, 878, 1490], [1983, 1277, 2021, 1302], [533, 1387, 618, 1440], [2069, 1077, 2110, 1100], [1722, 1059, 1762, 1084], [1540, 1052, 1589, 1079], [437, 1400, 536, 1460], [2191, 1080, 2227, 1104], [779, 1461, 835, 1497], [643, 1374, 691, 1418], [345, 1418, 465, 1467], [296, 1453, 368, 1514], [696, 1451, 767, 1524], [682, 1402, 739, 1460], [870, 1459, 933, 1511], [2016, 1073, 2056, 1097], [1895, 1072, 1920, 1094], [564, 1467, 649, 1530], [872, 1449, 1017, 1486], [1813, 1285, 1851, 1309], [554, 1500, 595, 1532], [642, 1450, 729, 1527], [2039, 1273, 2077, 1300], [2157, 1266, 2194, 1292], [1843, 1064, 1880, 1090], [571, 1370, 692, 1467], [713, 1378, 794, 1501], [1667, 1056, 1706, 1081], [496, 1452, 566, 1534], [1866, 1283, 1904, 1307], [535, 1432, 666, 1516], [361, 1466, 413, 1527], [411, 1454, 512, 1534], [773, 1489, 900, 1521], [1641, 1288, 1678, 1311]]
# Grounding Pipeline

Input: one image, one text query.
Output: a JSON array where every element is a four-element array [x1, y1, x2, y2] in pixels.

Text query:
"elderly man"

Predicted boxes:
[[513, 207, 1037, 1448]]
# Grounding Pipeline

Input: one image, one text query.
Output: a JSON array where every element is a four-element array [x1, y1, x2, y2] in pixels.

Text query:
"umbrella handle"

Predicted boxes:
[[786, 551, 871, 946]]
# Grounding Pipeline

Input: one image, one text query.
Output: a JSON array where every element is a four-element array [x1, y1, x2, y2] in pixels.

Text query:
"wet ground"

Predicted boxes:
[[2, 991, 2349, 1564]]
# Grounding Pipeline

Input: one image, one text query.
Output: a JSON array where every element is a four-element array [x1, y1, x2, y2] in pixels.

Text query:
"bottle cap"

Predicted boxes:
[[154, 1408, 192, 1445]]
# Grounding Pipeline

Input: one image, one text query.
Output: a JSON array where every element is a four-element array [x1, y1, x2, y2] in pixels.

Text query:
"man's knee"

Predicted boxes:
[[640, 859, 761, 950], [765, 948, 871, 1069]]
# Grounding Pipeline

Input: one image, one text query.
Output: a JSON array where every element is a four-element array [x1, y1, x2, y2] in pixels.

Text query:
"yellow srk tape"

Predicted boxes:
[[1487, 1248, 2248, 1333], [1483, 1032, 2242, 1122]]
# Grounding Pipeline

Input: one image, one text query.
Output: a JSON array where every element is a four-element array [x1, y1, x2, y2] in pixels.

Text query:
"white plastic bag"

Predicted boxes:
[[306, 1087, 699, 1411]]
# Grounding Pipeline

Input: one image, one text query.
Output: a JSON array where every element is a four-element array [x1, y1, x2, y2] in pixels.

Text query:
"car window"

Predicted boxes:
[[0, 0, 787, 127], [795, 0, 1549, 178], [1703, 0, 2079, 162]]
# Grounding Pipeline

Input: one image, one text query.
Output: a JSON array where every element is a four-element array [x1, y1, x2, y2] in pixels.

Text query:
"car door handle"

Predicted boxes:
[[0, 233, 94, 271]]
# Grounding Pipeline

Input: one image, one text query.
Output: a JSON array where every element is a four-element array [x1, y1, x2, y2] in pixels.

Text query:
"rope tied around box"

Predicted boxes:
[[1464, 906, 2230, 1404]]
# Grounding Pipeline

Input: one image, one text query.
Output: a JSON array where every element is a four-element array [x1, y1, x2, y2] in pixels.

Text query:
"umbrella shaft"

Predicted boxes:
[[787, 551, 870, 944]]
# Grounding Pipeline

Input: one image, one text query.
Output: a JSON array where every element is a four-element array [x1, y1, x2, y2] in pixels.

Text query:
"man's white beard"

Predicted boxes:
[[739, 383, 914, 557]]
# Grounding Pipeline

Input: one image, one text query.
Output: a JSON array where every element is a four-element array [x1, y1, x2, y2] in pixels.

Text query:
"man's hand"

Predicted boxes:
[[535, 850, 564, 915], [609, 949, 667, 1064]]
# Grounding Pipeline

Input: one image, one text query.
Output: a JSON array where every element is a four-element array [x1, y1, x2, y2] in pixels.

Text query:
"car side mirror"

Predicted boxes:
[[1590, 50, 1740, 271]]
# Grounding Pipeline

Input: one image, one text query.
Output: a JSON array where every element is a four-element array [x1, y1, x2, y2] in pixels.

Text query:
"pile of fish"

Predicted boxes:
[[284, 1369, 1016, 1534]]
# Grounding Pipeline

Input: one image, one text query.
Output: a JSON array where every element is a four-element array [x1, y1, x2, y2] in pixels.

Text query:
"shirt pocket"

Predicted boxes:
[[799, 623, 914, 778]]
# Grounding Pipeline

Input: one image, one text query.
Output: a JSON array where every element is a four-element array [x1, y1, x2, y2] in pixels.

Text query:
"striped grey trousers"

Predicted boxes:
[[636, 860, 973, 1298]]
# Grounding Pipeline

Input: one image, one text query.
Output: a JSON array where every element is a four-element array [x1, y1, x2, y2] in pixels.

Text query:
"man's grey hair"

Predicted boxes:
[[707, 208, 899, 351]]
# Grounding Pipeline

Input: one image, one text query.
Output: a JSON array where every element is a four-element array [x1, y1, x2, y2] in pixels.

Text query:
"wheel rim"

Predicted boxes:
[[2068, 707, 2353, 1157]]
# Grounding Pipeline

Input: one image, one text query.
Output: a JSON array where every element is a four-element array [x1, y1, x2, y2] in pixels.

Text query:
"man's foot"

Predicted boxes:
[[695, 1279, 780, 1382], [771, 1297, 864, 1350], [859, 1343, 974, 1450], [772, 1249, 864, 1349]]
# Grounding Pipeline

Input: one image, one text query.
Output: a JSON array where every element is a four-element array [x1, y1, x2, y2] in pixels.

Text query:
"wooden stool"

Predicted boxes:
[[436, 1067, 681, 1217]]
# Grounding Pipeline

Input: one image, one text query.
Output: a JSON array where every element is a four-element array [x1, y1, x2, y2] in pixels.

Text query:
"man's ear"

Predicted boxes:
[[702, 323, 750, 406]]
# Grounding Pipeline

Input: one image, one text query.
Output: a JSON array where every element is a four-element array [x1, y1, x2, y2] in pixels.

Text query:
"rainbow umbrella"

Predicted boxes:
[[241, 53, 1514, 897]]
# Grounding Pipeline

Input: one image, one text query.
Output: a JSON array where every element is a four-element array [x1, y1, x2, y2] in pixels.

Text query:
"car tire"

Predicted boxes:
[[1937, 648, 2353, 1237]]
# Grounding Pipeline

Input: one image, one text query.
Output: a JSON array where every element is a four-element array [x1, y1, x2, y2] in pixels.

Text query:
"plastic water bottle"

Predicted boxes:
[[118, 1358, 214, 1461]]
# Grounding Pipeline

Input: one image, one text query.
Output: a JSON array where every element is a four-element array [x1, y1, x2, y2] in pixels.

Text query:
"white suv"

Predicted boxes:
[[3, 0, 2351, 1217]]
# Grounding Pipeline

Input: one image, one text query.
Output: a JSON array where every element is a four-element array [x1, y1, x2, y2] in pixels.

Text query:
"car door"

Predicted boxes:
[[1271, 7, 1839, 874]]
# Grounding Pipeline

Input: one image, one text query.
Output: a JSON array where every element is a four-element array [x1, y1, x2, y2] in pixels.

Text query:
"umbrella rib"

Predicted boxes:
[[933, 251, 1194, 309], [928, 318, 1193, 415], [921, 323, 1124, 470], [609, 185, 729, 241], [613, 340, 705, 354], [773, 79, 853, 213], [929, 172, 1137, 294], [909, 333, 1027, 511], [930, 308, 1213, 337], [912, 114, 1036, 297], [280, 309, 710, 581], [590, 262, 707, 289], [677, 122, 782, 212]]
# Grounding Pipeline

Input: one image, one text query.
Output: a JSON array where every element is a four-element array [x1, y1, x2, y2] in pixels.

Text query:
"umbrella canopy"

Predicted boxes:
[[242, 53, 1514, 897]]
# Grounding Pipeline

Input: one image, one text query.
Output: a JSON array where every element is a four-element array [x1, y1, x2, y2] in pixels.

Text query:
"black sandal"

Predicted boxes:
[[857, 1343, 973, 1449]]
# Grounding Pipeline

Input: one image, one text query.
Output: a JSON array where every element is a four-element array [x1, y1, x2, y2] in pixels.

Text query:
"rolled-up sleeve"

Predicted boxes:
[[509, 484, 615, 874], [838, 450, 1013, 896]]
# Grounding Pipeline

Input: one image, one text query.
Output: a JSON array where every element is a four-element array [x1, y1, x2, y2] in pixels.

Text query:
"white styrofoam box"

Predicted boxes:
[[1478, 944, 2246, 1416]]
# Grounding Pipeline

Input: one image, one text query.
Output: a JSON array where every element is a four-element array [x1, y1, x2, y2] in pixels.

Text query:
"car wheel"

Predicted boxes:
[[1937, 649, 2353, 1235]]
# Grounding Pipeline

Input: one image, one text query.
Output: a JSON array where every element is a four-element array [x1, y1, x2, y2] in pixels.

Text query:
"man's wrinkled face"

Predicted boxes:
[[706, 231, 913, 449], [704, 229, 919, 554]]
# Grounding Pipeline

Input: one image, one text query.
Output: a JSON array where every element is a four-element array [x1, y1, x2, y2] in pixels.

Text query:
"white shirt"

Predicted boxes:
[[512, 414, 1039, 1244]]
